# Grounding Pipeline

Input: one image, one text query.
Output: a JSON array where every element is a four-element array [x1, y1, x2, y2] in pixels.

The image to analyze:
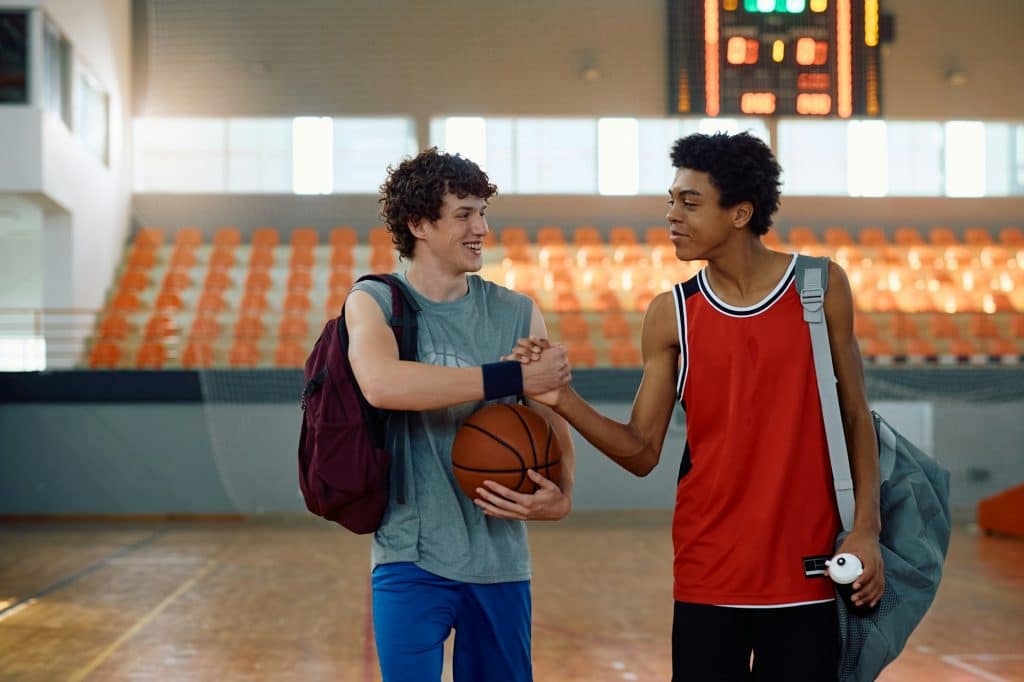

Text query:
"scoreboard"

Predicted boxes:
[[668, 0, 883, 118]]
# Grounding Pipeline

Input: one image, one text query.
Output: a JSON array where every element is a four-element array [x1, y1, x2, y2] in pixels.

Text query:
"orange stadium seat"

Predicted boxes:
[[119, 269, 150, 293], [251, 227, 280, 248], [928, 227, 958, 245], [233, 315, 264, 341], [189, 314, 221, 340], [239, 291, 269, 314], [894, 226, 925, 245], [645, 226, 671, 247], [127, 247, 157, 269], [499, 226, 529, 247], [97, 313, 133, 341], [857, 226, 888, 246], [196, 291, 227, 314], [325, 291, 348, 317], [853, 314, 879, 339], [601, 311, 632, 339], [209, 248, 237, 270], [948, 340, 983, 357], [824, 226, 854, 246], [609, 226, 637, 245], [249, 247, 275, 269], [593, 290, 623, 311], [370, 248, 396, 273], [286, 270, 313, 292], [204, 269, 233, 292], [608, 339, 641, 367], [565, 339, 597, 368], [174, 227, 203, 248], [289, 248, 316, 270], [503, 243, 531, 263], [926, 313, 960, 339], [228, 340, 261, 367], [537, 226, 566, 245], [144, 313, 179, 339], [964, 227, 993, 246], [162, 270, 193, 292], [212, 227, 242, 248], [762, 229, 782, 247], [369, 226, 392, 247], [134, 227, 164, 248], [279, 316, 309, 341], [110, 291, 141, 312], [557, 313, 589, 340], [245, 269, 273, 293], [153, 291, 183, 312], [787, 226, 819, 246], [968, 314, 1001, 339], [988, 339, 1020, 356], [168, 247, 198, 269], [181, 341, 214, 368], [88, 340, 121, 368], [552, 292, 582, 312], [136, 341, 168, 369], [274, 341, 307, 368], [329, 270, 354, 292], [330, 226, 358, 248], [998, 227, 1024, 246], [282, 292, 312, 315], [905, 339, 939, 357], [573, 226, 602, 245], [330, 247, 355, 269], [290, 227, 318, 249]]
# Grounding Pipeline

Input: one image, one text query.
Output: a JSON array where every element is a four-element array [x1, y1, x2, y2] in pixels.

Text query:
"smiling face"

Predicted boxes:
[[666, 168, 752, 261], [412, 192, 489, 274]]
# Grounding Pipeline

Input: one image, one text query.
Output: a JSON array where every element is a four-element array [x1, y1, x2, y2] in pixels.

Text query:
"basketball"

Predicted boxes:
[[451, 403, 562, 500]]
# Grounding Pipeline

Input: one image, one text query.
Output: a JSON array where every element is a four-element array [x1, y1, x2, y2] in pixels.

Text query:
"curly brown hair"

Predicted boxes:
[[378, 147, 498, 259]]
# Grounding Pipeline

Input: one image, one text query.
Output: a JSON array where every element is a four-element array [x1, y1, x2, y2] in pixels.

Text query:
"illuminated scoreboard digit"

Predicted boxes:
[[669, 0, 882, 117]]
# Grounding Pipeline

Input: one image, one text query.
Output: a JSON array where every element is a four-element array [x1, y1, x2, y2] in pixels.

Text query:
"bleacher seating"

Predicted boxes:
[[82, 225, 1024, 369]]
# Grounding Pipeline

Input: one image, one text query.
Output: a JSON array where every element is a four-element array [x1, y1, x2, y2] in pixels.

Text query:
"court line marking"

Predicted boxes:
[[68, 560, 215, 682], [940, 655, 1011, 682], [0, 529, 167, 622]]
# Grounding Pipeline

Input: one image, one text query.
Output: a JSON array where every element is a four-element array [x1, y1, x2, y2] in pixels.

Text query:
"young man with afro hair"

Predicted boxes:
[[500, 132, 884, 680], [344, 147, 575, 682]]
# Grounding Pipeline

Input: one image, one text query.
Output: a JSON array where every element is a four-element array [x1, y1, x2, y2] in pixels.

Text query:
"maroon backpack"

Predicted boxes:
[[298, 274, 419, 533]]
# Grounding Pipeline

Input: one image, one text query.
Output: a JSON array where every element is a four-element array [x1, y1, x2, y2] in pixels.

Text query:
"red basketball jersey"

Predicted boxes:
[[670, 254, 840, 606]]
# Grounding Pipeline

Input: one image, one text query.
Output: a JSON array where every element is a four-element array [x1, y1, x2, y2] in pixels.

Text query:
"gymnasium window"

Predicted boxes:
[[74, 68, 109, 165], [332, 118, 417, 193], [0, 12, 29, 104], [42, 19, 71, 128]]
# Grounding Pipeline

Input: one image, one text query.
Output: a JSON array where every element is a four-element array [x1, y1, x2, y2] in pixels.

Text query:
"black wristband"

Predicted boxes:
[[482, 361, 524, 400]]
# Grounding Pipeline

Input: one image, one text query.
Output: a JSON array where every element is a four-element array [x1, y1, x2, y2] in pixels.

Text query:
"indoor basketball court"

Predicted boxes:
[[2, 1, 1023, 680]]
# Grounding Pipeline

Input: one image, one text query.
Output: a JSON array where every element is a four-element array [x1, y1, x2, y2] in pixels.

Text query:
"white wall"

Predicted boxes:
[[0, 0, 132, 311], [0, 196, 44, 308]]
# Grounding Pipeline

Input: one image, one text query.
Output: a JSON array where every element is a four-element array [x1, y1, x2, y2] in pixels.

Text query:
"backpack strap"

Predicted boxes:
[[794, 254, 856, 532], [354, 274, 420, 362], [348, 273, 422, 507]]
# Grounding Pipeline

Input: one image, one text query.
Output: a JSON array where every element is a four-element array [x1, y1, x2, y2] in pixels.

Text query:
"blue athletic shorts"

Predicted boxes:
[[371, 562, 532, 682]]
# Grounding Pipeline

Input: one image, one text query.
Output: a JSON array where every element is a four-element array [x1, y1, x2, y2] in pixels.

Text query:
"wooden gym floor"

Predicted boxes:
[[1, 512, 1021, 681]]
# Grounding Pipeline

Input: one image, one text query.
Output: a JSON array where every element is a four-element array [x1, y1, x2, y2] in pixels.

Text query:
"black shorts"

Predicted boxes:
[[672, 600, 839, 681]]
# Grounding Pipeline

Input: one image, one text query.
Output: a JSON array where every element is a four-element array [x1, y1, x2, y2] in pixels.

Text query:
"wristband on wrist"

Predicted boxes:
[[482, 361, 524, 400]]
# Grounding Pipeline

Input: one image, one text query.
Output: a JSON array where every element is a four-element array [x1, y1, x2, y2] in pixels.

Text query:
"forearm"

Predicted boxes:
[[553, 389, 658, 477], [362, 361, 486, 411], [846, 410, 881, 534]]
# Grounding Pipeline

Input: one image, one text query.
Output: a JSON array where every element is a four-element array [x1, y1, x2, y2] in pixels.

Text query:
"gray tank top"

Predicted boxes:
[[351, 272, 534, 583]]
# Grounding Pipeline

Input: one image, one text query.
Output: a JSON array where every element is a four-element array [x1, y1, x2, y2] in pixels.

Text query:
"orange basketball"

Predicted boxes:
[[451, 403, 562, 500]]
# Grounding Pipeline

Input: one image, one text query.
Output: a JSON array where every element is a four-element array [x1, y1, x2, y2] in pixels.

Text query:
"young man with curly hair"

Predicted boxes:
[[344, 147, 575, 682], [498, 132, 883, 680]]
